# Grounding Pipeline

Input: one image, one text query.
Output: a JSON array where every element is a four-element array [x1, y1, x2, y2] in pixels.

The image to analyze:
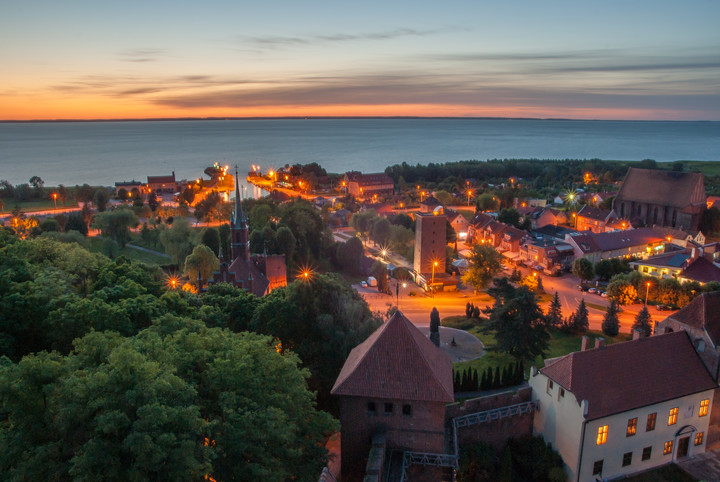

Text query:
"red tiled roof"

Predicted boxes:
[[680, 256, 720, 284], [331, 311, 454, 402], [666, 291, 720, 346], [227, 257, 270, 297], [540, 331, 716, 420], [147, 174, 176, 184], [614, 168, 706, 208], [568, 227, 664, 254], [577, 205, 614, 222], [470, 212, 494, 228]]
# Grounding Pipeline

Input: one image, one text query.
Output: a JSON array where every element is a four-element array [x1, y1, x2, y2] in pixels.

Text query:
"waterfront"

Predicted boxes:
[[1, 118, 719, 186]]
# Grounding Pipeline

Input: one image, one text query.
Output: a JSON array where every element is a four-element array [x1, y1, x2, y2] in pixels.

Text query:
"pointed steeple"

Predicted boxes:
[[232, 165, 246, 226]]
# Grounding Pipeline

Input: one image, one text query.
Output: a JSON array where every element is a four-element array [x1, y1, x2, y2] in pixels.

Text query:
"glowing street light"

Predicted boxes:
[[467, 190, 472, 206], [431, 260, 439, 292], [645, 282, 651, 305], [52, 192, 57, 209]]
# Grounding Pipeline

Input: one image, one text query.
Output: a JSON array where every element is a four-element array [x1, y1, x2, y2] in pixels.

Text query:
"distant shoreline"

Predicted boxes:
[[1, 116, 718, 124]]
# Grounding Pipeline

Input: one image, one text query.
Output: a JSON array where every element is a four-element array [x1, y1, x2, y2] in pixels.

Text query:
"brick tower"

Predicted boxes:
[[230, 166, 249, 262]]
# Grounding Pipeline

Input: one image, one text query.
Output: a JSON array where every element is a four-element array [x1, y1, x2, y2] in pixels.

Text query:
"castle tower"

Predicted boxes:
[[413, 209, 447, 275], [230, 166, 249, 262]]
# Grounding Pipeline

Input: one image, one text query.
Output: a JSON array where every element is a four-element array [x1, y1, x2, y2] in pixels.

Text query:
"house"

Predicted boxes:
[[529, 207, 567, 230], [613, 168, 706, 231], [466, 212, 494, 244], [531, 224, 578, 242], [331, 310, 454, 480], [655, 292, 720, 449], [520, 238, 574, 270], [575, 205, 618, 233], [564, 227, 666, 264], [530, 332, 716, 481], [208, 168, 287, 296], [446, 209, 471, 240], [419, 195, 443, 213], [344, 171, 394, 198], [499, 225, 527, 254], [479, 220, 508, 248], [630, 250, 690, 279], [679, 256, 720, 285], [147, 172, 178, 195]]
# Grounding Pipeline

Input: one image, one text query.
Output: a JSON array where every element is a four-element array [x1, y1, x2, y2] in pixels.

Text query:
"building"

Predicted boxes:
[[344, 171, 394, 198], [331, 310, 454, 481], [574, 205, 618, 233], [446, 210, 471, 240], [564, 227, 666, 264], [613, 168, 706, 231], [413, 210, 447, 277], [529, 207, 567, 230], [520, 238, 574, 271], [630, 250, 690, 279], [147, 172, 178, 195], [466, 212, 494, 244], [419, 195, 443, 213], [530, 332, 716, 481], [208, 168, 287, 296]]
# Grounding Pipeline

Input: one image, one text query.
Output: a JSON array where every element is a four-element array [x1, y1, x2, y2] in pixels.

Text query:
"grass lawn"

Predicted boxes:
[[87, 238, 173, 266], [0, 199, 78, 214], [444, 315, 631, 376], [622, 463, 697, 481]]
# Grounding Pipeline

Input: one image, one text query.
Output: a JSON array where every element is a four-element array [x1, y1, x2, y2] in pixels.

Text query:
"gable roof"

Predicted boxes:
[[680, 256, 720, 284], [470, 212, 494, 228], [614, 168, 706, 208], [567, 227, 664, 254], [666, 291, 720, 346], [147, 174, 176, 184], [577, 205, 614, 222], [331, 311, 454, 403], [540, 331, 716, 420], [227, 257, 269, 297]]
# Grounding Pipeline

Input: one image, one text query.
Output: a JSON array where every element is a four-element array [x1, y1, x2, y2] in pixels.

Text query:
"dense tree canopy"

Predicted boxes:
[[462, 244, 503, 290]]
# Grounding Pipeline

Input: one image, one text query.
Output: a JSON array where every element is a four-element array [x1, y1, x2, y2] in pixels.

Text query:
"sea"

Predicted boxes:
[[0, 118, 718, 189]]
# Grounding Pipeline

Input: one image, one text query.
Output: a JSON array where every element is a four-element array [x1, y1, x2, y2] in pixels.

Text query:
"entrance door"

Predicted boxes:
[[677, 436, 690, 458]]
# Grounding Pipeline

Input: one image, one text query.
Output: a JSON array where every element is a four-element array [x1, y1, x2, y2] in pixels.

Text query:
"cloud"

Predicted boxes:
[[117, 48, 166, 63], [239, 27, 455, 49]]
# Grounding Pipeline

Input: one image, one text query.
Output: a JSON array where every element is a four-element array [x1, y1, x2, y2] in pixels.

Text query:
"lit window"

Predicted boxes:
[[384, 403, 393, 414], [642, 447, 652, 461], [622, 452, 632, 467], [547, 379, 553, 394], [596, 425, 608, 445], [402, 404, 412, 416], [646, 413, 657, 431], [668, 407, 678, 425], [592, 460, 603, 476], [695, 432, 704, 446], [700, 399, 709, 417], [664, 441, 673, 455], [627, 418, 637, 437]]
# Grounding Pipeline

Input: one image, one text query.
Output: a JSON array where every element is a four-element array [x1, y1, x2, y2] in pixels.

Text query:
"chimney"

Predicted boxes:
[[594, 337, 606, 349], [632, 329, 642, 340], [581, 336, 590, 351]]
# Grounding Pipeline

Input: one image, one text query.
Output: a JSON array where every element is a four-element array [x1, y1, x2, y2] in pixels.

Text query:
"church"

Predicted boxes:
[[208, 168, 287, 296]]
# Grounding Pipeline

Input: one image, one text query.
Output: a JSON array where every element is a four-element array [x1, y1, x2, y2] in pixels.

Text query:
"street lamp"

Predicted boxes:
[[431, 260, 438, 294], [645, 282, 650, 305], [421, 191, 426, 202], [467, 190, 472, 206], [381, 249, 387, 259], [52, 192, 57, 209]]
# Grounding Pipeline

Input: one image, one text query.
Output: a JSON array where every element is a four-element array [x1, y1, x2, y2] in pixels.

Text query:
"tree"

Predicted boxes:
[[184, 244, 219, 284], [446, 218, 457, 245], [607, 279, 638, 305], [546, 292, 563, 327], [430, 307, 440, 347], [147, 191, 159, 211], [370, 260, 389, 293], [92, 208, 138, 247], [159, 217, 194, 264], [476, 193, 499, 212], [29, 175, 45, 197], [370, 217, 391, 246], [633, 306, 653, 337], [275, 225, 297, 261], [572, 258, 594, 283], [200, 227, 220, 256], [486, 278, 549, 362], [65, 212, 89, 236], [567, 299, 589, 333], [462, 244, 503, 290], [602, 299, 621, 337], [93, 188, 110, 212], [498, 208, 521, 228]]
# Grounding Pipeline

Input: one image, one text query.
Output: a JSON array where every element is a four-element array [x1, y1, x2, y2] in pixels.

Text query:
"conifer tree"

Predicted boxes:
[[572, 299, 589, 333], [536, 277, 545, 293], [493, 366, 501, 389], [461, 369, 469, 391], [546, 291, 563, 327], [472, 369, 479, 391], [480, 370, 487, 391], [466, 302, 473, 318], [633, 306, 653, 337], [502, 365, 509, 387], [483, 367, 493, 390], [602, 298, 621, 337], [473, 306, 481, 319]]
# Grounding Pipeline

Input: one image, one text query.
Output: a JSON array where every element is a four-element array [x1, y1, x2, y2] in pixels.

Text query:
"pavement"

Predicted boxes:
[[675, 447, 720, 480]]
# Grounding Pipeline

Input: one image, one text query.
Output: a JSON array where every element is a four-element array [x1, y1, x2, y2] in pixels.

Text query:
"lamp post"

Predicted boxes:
[[467, 190, 472, 206], [52, 192, 57, 209], [645, 282, 650, 305], [431, 260, 438, 295]]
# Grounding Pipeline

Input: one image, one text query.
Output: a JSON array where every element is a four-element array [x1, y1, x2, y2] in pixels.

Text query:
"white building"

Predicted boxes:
[[530, 332, 716, 481]]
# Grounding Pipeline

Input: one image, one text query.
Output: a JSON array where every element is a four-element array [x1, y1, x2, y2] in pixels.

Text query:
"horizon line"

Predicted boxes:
[[1, 115, 718, 124]]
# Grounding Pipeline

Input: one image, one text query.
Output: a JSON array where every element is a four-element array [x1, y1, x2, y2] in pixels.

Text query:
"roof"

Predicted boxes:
[[568, 227, 664, 254], [147, 174, 176, 184], [630, 251, 690, 268], [532, 225, 578, 240], [680, 256, 720, 284], [347, 172, 394, 186], [331, 311, 454, 403], [540, 331, 716, 420], [666, 291, 720, 346], [614, 168, 706, 208], [421, 195, 442, 207], [577, 205, 614, 222], [227, 257, 270, 297], [470, 212, 494, 228]]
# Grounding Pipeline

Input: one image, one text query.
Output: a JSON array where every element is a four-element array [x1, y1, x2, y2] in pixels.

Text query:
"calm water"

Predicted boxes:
[[0, 118, 718, 186]]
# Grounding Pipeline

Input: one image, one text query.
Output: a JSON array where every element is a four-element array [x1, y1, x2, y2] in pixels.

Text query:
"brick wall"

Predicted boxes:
[[446, 388, 534, 451]]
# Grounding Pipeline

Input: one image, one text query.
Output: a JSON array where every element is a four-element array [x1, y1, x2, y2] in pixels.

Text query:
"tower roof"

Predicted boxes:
[[331, 311, 454, 403], [232, 165, 246, 225]]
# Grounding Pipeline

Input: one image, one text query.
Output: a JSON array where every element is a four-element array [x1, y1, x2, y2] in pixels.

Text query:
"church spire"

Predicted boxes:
[[232, 165, 246, 226]]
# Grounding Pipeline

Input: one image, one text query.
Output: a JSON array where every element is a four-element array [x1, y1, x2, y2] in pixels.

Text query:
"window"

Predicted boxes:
[[664, 441, 673, 455], [695, 432, 704, 446], [367, 401, 376, 413], [668, 407, 678, 425], [592, 460, 603, 476], [384, 402, 393, 414], [622, 452, 632, 467], [558, 387, 565, 399], [700, 399, 709, 417], [627, 418, 637, 437], [402, 404, 412, 416], [646, 413, 657, 431], [596, 425, 608, 445], [642, 447, 652, 461], [546, 379, 553, 394]]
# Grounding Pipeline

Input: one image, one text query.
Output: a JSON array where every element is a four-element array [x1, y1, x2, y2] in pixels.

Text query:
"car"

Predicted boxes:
[[600, 291, 608, 297], [656, 304, 673, 311], [588, 288, 598, 294], [360, 281, 367, 288], [578, 285, 589, 292]]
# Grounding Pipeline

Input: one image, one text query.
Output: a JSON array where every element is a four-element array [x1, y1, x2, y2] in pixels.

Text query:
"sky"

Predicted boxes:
[[1, 0, 719, 121]]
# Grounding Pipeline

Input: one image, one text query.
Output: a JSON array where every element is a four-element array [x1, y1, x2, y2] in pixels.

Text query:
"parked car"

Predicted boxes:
[[578, 285, 589, 292], [588, 288, 598, 294], [656, 304, 673, 311], [600, 291, 608, 297], [360, 281, 368, 288]]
